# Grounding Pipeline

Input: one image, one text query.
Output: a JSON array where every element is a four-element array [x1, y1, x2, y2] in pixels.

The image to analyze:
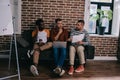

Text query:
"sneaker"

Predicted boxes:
[[53, 67, 61, 74], [68, 66, 74, 75], [75, 65, 84, 73], [30, 65, 39, 76], [27, 50, 31, 58], [59, 69, 65, 76], [27, 50, 34, 58], [30, 50, 34, 55]]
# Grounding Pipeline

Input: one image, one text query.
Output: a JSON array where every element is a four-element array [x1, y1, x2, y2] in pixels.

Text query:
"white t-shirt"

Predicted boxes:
[[36, 31, 47, 43]]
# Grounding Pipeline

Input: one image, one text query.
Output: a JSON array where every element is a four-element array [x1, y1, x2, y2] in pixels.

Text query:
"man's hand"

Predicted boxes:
[[77, 41, 84, 44], [67, 38, 72, 41], [39, 42, 45, 46], [39, 39, 45, 46], [54, 29, 63, 41], [58, 29, 63, 35]]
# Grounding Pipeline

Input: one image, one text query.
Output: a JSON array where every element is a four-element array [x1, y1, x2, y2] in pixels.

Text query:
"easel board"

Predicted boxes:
[[0, 0, 21, 80], [0, 0, 13, 36]]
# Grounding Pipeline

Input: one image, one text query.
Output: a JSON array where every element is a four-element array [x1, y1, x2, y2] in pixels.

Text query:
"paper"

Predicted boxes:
[[37, 31, 47, 43], [72, 34, 84, 43]]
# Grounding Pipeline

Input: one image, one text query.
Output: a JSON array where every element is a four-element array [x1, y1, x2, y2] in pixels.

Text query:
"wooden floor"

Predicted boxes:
[[0, 59, 120, 80]]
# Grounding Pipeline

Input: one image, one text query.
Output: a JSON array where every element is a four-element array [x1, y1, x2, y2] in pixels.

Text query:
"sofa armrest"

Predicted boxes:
[[84, 45, 95, 59]]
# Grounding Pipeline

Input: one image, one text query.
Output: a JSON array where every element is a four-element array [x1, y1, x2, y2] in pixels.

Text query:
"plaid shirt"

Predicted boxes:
[[70, 28, 90, 46]]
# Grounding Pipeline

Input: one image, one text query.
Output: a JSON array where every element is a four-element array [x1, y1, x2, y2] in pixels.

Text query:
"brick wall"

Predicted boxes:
[[90, 36, 118, 56], [21, 0, 85, 30]]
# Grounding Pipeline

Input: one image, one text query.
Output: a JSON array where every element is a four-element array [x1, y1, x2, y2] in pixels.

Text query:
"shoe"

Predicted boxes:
[[75, 65, 84, 73], [53, 67, 61, 74], [27, 50, 31, 58], [59, 69, 65, 76], [30, 65, 39, 76], [30, 50, 34, 55], [68, 66, 74, 75], [27, 50, 34, 58]]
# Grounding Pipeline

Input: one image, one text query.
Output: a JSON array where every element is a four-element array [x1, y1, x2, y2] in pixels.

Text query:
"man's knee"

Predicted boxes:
[[77, 46, 84, 51], [48, 42, 53, 47]]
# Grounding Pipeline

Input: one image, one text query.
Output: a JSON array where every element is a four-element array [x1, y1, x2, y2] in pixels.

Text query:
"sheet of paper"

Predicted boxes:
[[37, 31, 47, 43], [72, 34, 84, 43]]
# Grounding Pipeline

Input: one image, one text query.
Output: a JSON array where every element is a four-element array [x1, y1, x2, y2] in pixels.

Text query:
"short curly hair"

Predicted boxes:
[[35, 18, 44, 26]]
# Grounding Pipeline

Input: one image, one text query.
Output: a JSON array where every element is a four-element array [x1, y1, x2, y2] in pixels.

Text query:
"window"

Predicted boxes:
[[88, 0, 114, 34]]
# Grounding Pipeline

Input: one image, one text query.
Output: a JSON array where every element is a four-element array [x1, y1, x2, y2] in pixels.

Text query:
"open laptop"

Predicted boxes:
[[53, 41, 67, 48]]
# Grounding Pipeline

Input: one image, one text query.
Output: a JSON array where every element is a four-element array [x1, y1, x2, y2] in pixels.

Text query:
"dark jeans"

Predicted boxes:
[[53, 47, 66, 68]]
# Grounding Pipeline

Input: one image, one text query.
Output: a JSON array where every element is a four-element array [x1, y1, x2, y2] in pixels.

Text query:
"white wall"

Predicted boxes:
[[112, 0, 120, 36], [84, 0, 90, 31]]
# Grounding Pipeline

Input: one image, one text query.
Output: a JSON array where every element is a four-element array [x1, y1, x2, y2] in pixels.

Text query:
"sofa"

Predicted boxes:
[[17, 29, 95, 63]]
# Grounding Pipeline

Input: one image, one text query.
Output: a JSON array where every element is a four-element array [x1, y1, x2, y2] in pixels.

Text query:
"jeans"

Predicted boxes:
[[53, 47, 66, 68]]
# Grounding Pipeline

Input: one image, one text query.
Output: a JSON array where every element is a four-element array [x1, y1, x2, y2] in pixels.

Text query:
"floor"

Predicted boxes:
[[0, 59, 120, 80]]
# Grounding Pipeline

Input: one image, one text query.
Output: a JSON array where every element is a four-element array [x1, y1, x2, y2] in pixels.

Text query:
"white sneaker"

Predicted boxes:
[[27, 50, 34, 58], [30, 50, 34, 55], [53, 67, 61, 74], [30, 65, 39, 76], [27, 50, 31, 58], [59, 69, 65, 76]]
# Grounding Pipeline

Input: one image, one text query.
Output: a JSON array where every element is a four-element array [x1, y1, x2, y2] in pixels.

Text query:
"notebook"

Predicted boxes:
[[53, 41, 67, 48]]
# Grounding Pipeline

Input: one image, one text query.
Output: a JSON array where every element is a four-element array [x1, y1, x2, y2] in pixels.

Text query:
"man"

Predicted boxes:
[[68, 20, 90, 75], [50, 18, 68, 76], [30, 19, 52, 76]]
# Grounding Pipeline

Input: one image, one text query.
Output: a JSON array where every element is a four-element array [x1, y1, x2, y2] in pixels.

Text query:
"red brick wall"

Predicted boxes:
[[21, 0, 85, 30], [90, 36, 118, 56]]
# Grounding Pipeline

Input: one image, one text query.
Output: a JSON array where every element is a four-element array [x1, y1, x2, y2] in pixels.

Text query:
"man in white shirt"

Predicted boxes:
[[30, 19, 52, 76]]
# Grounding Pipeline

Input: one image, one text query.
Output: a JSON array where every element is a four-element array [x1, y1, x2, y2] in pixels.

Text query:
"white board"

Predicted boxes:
[[0, 0, 13, 36]]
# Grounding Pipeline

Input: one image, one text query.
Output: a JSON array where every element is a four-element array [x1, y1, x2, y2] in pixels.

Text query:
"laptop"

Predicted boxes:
[[53, 41, 67, 48]]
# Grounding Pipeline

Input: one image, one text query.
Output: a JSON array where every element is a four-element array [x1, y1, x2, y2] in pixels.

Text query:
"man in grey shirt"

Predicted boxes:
[[68, 20, 90, 75]]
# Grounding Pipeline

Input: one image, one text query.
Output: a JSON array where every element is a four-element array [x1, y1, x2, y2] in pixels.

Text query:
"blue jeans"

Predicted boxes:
[[53, 47, 66, 68]]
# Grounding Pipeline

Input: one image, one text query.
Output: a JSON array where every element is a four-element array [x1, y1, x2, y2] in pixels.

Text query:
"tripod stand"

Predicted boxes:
[[0, 18, 21, 80]]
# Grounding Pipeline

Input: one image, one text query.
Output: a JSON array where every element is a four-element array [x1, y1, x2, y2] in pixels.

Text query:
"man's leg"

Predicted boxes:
[[53, 47, 61, 74], [30, 43, 40, 76], [75, 46, 85, 73], [53, 47, 59, 66], [68, 46, 76, 75], [76, 46, 85, 65], [58, 47, 66, 67], [33, 43, 40, 67], [39, 42, 52, 51], [57, 47, 66, 76], [33, 50, 40, 67]]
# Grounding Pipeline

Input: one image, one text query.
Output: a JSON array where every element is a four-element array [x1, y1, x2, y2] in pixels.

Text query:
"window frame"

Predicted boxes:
[[90, 1, 114, 34]]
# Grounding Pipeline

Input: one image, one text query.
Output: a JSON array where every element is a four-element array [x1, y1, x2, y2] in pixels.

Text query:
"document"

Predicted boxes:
[[37, 31, 47, 43], [72, 34, 84, 43]]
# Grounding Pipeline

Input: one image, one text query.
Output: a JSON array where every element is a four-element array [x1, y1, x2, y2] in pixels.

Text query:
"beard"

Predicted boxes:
[[75, 27, 79, 31], [38, 26, 44, 31]]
